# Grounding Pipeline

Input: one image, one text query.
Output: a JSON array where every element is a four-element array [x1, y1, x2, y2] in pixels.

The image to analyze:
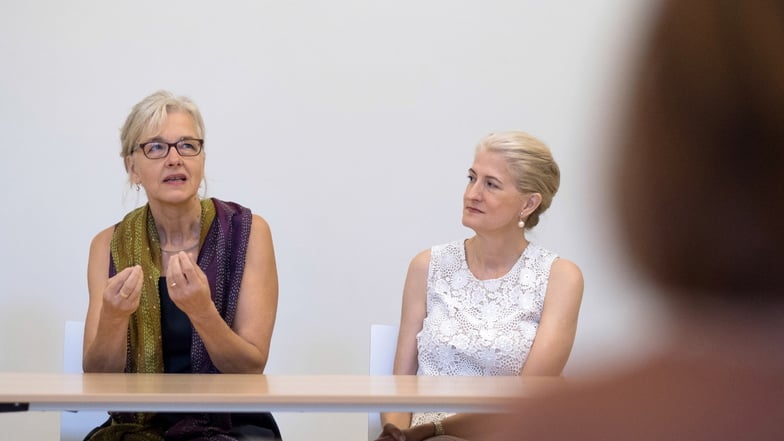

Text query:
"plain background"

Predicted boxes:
[[0, 1, 669, 440]]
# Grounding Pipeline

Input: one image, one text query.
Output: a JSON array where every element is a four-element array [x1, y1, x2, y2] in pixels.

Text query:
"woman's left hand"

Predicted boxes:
[[165, 251, 213, 317]]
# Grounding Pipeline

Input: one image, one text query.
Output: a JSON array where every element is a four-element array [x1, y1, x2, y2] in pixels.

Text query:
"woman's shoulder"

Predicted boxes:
[[430, 239, 464, 256], [552, 257, 580, 274], [549, 257, 584, 294], [248, 213, 273, 248], [525, 244, 582, 285], [525, 243, 558, 259], [208, 197, 252, 219], [209, 198, 272, 227], [250, 213, 271, 230], [90, 225, 115, 249], [409, 247, 433, 270], [527, 244, 578, 269], [408, 240, 466, 275], [88, 225, 116, 265]]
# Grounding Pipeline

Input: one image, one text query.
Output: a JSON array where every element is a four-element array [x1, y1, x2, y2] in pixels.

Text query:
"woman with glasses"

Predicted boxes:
[[82, 90, 281, 440]]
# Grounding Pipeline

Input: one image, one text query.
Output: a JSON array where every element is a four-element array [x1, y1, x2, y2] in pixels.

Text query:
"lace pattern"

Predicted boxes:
[[411, 240, 557, 427]]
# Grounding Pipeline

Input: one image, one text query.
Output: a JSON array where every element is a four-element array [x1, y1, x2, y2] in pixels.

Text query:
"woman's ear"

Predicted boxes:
[[521, 193, 543, 218], [124, 155, 139, 183]]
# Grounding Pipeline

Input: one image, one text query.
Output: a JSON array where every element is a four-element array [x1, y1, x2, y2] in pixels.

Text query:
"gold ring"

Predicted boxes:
[[120, 292, 129, 298]]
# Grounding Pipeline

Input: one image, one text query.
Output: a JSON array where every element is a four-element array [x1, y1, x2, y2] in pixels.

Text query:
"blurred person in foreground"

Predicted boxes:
[[82, 90, 281, 440], [484, 0, 784, 439], [376, 131, 584, 441]]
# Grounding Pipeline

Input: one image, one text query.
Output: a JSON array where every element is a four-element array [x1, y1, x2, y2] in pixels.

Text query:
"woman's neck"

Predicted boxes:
[[149, 199, 202, 250], [465, 233, 528, 280]]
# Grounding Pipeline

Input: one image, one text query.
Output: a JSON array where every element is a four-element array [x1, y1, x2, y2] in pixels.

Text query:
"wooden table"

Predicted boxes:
[[0, 373, 563, 413]]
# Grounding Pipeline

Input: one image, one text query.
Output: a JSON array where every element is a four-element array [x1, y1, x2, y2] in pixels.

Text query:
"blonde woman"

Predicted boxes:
[[377, 131, 584, 441]]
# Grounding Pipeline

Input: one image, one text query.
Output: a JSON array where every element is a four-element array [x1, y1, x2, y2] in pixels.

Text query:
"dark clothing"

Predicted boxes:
[[88, 198, 281, 441], [160, 278, 192, 374]]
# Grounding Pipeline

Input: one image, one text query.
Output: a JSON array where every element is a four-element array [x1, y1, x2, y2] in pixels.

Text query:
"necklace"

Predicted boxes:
[[161, 242, 199, 253]]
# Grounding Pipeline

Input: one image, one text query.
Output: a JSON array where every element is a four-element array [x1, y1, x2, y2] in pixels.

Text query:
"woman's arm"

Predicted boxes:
[[83, 227, 143, 372], [171, 214, 278, 373], [379, 249, 431, 432], [520, 258, 584, 375]]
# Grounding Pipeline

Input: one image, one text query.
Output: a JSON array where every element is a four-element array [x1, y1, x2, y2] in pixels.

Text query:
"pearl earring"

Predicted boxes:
[[518, 219, 525, 229], [135, 183, 141, 191]]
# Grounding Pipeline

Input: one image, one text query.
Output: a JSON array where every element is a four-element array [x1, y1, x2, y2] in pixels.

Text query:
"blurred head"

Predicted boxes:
[[475, 131, 560, 229], [616, 0, 784, 303]]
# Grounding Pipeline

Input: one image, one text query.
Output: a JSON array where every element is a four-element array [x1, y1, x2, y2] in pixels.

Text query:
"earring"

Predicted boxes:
[[518, 213, 525, 229], [135, 183, 141, 192]]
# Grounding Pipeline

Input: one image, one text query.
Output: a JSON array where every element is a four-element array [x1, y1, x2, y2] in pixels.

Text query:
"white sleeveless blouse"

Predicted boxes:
[[411, 240, 557, 426]]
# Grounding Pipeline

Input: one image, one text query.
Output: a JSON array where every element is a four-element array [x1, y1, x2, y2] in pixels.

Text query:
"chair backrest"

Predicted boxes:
[[61, 321, 108, 441], [367, 323, 400, 441]]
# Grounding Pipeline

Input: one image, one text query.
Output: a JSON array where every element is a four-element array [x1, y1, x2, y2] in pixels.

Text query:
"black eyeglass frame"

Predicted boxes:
[[136, 138, 204, 159]]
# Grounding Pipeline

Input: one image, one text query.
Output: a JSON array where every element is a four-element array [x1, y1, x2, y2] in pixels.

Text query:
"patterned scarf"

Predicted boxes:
[[87, 198, 254, 441]]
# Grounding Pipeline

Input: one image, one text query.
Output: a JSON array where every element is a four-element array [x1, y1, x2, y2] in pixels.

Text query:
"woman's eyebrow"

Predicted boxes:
[[143, 136, 193, 143], [469, 168, 504, 183]]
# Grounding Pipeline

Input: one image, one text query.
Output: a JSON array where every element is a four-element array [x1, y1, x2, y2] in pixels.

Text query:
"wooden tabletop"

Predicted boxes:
[[0, 373, 564, 413]]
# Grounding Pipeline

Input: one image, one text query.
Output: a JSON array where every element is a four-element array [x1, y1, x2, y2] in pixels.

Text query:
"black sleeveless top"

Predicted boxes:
[[159, 277, 191, 373], [156, 278, 281, 439]]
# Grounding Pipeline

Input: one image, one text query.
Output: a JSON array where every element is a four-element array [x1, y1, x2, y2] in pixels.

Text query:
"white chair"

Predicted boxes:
[[62, 320, 108, 441], [367, 323, 400, 441]]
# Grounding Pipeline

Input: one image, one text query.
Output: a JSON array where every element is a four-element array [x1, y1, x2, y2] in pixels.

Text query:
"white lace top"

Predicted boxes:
[[411, 240, 558, 426]]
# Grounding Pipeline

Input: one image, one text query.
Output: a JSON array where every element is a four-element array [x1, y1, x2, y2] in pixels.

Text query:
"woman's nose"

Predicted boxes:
[[465, 182, 481, 199], [165, 145, 184, 164]]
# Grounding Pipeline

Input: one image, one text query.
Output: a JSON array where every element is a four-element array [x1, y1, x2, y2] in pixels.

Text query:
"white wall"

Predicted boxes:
[[0, 1, 666, 440]]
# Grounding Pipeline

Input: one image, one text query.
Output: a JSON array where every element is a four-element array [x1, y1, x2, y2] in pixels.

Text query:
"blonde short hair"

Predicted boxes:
[[477, 131, 560, 229]]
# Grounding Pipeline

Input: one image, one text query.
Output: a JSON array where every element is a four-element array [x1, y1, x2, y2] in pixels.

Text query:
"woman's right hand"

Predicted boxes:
[[376, 422, 441, 441], [102, 265, 143, 317], [375, 423, 407, 441]]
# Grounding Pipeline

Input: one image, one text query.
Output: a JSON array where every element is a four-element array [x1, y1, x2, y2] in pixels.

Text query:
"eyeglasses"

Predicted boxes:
[[136, 138, 204, 159]]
